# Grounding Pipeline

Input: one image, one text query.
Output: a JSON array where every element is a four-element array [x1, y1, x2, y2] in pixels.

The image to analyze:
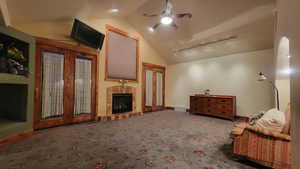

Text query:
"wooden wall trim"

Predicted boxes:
[[105, 25, 139, 41], [35, 37, 99, 56], [105, 25, 140, 82], [143, 62, 166, 71], [0, 130, 33, 146]]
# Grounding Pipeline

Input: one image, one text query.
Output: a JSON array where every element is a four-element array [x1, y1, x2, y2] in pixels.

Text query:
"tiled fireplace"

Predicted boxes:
[[105, 86, 141, 120], [112, 93, 133, 114]]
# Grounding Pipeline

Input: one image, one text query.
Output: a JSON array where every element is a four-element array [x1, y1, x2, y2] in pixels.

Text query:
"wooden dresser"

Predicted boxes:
[[189, 95, 236, 120]]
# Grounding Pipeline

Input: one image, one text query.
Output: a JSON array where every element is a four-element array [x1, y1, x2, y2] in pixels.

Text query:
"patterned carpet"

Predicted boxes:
[[0, 111, 266, 169]]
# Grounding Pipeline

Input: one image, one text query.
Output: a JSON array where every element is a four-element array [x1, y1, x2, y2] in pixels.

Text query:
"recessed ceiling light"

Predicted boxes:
[[288, 55, 291, 58], [148, 27, 154, 32], [160, 16, 173, 25], [109, 8, 119, 13]]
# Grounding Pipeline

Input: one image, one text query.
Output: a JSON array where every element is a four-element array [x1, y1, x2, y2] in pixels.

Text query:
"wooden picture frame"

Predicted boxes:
[[105, 25, 140, 82]]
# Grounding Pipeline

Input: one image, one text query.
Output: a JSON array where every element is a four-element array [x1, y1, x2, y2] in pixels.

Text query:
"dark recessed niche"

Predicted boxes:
[[0, 84, 28, 122], [0, 32, 29, 76]]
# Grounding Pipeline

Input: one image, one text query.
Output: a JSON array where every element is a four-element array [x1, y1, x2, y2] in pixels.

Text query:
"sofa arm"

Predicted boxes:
[[245, 125, 291, 141], [230, 122, 247, 137], [231, 122, 291, 141]]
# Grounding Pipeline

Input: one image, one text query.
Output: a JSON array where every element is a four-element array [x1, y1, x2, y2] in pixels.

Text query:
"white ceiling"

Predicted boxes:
[[6, 0, 276, 64]]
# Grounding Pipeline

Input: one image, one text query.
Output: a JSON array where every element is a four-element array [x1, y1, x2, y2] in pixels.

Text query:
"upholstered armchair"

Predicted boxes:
[[231, 104, 291, 169]]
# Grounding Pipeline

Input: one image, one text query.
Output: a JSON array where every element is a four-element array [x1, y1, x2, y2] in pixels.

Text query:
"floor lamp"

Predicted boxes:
[[258, 72, 280, 110]]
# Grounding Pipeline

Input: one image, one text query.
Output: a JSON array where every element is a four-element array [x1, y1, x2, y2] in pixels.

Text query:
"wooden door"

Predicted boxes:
[[142, 63, 165, 113], [34, 38, 98, 129], [71, 52, 96, 123], [34, 45, 69, 129]]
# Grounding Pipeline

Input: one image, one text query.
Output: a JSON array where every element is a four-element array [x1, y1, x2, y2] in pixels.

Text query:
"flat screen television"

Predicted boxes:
[[71, 19, 105, 50]]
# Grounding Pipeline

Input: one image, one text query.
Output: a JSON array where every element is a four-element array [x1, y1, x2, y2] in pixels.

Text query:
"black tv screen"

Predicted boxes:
[[71, 19, 105, 49]]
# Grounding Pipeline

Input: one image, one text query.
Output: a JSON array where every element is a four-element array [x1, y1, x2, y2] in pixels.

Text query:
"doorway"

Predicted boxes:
[[142, 63, 166, 113], [34, 38, 98, 129]]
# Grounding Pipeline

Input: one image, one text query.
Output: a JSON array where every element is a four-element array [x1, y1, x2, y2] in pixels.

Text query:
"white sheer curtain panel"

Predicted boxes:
[[74, 58, 92, 115], [145, 70, 153, 106], [41, 52, 64, 119], [156, 72, 163, 106]]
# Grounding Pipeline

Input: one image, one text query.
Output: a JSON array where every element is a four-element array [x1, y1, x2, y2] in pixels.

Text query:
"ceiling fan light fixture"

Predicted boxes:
[[109, 8, 119, 13], [148, 27, 155, 32], [160, 16, 173, 25]]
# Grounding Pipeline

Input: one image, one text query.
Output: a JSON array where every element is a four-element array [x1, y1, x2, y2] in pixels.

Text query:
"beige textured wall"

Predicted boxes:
[[12, 17, 167, 116], [276, 0, 300, 168], [166, 49, 275, 117]]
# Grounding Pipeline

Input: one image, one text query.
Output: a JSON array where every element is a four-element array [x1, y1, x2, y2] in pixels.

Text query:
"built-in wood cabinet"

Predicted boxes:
[[190, 95, 236, 120], [34, 37, 99, 129]]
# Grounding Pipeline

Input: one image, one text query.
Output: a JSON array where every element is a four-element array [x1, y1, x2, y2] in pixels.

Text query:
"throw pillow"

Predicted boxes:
[[249, 111, 265, 125]]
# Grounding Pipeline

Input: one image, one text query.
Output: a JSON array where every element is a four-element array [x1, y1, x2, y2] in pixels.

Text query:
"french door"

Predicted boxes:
[[34, 38, 98, 129], [142, 63, 165, 112]]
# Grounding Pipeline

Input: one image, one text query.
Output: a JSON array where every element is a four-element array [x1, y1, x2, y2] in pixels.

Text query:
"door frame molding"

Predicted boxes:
[[142, 62, 166, 113], [34, 37, 99, 129]]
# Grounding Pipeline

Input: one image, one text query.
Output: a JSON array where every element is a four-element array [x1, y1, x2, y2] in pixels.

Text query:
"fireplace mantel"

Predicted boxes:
[[107, 86, 136, 116]]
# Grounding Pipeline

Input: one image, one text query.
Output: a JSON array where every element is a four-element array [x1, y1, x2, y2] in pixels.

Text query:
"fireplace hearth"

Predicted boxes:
[[112, 94, 133, 114]]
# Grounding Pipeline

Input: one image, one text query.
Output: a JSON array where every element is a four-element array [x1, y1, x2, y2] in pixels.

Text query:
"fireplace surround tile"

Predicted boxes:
[[98, 112, 143, 121], [107, 85, 137, 116]]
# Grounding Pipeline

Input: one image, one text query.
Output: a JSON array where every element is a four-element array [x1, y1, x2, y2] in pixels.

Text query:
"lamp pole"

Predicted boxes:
[[258, 72, 280, 110], [268, 80, 280, 110]]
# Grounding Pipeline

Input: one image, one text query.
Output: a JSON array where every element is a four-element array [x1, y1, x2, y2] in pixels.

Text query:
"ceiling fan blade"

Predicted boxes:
[[171, 22, 178, 29], [143, 13, 159, 17], [153, 23, 161, 30], [176, 13, 192, 19]]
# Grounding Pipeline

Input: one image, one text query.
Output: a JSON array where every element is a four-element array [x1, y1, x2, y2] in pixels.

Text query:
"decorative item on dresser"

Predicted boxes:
[[189, 94, 236, 120]]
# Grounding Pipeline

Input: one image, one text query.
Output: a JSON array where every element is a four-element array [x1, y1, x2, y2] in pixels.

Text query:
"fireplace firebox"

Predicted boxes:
[[112, 94, 133, 114]]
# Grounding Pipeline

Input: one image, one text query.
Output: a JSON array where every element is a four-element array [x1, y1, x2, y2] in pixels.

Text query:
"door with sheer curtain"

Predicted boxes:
[[143, 63, 165, 112], [41, 51, 65, 120], [34, 39, 97, 129], [72, 55, 96, 123]]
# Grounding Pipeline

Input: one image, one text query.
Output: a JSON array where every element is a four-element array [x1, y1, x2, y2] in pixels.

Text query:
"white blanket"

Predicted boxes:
[[254, 108, 286, 133]]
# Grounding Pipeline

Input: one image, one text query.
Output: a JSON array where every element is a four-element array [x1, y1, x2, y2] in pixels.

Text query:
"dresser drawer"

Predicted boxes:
[[190, 95, 236, 120], [216, 109, 233, 114], [200, 98, 217, 103], [217, 98, 233, 105], [217, 104, 233, 111], [202, 108, 219, 113]]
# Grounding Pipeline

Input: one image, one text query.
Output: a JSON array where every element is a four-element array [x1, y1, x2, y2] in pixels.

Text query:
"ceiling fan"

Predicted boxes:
[[143, 0, 192, 31]]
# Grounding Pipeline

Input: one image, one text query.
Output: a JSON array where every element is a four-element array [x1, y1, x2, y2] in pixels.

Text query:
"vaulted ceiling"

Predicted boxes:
[[5, 0, 276, 64]]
